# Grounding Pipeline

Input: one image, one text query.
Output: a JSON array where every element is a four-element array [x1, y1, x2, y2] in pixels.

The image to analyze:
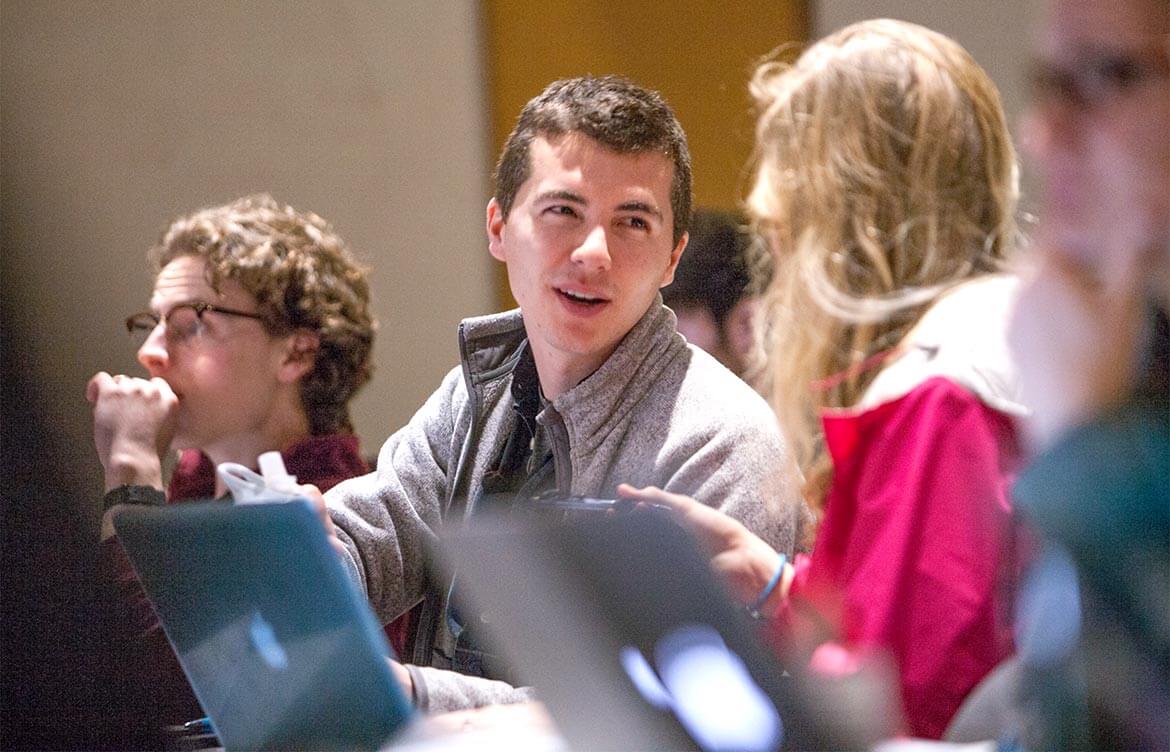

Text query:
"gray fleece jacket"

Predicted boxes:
[[325, 300, 803, 712]]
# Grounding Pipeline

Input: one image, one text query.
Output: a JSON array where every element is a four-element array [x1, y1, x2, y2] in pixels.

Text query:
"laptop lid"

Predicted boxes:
[[440, 508, 840, 751], [112, 499, 413, 751]]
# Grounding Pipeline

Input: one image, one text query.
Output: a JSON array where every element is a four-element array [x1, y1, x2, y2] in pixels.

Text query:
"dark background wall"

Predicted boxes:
[[2, 2, 492, 746]]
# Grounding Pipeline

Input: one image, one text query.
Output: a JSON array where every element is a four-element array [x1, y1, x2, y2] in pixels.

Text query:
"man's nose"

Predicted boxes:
[[136, 324, 170, 375], [571, 225, 612, 270]]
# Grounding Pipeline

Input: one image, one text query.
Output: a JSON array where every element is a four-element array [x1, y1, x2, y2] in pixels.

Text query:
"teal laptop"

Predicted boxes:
[[112, 499, 414, 751]]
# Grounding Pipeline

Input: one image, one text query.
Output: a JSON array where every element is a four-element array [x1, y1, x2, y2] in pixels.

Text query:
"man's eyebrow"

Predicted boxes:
[[535, 189, 587, 205], [534, 191, 664, 221], [149, 297, 207, 314], [617, 201, 663, 221]]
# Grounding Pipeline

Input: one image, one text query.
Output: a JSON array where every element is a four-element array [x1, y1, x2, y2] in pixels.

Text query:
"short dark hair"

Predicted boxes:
[[149, 194, 375, 436], [662, 209, 772, 325], [494, 75, 693, 246]]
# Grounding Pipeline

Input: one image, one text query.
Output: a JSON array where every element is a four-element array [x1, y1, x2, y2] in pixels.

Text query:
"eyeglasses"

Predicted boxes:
[[1029, 48, 1169, 111], [125, 302, 267, 347]]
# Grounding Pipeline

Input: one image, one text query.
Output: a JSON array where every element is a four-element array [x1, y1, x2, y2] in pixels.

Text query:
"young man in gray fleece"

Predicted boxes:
[[320, 75, 805, 713]]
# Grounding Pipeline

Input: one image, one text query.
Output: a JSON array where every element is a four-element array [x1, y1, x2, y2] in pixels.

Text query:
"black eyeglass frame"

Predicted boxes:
[[124, 302, 268, 339]]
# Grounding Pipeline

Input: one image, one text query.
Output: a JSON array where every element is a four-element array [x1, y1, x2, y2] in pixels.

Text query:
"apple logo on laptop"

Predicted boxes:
[[248, 610, 289, 670]]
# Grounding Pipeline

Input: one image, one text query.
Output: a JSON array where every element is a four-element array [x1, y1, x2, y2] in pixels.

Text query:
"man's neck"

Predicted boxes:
[[524, 307, 656, 400], [202, 410, 312, 497], [529, 347, 611, 402]]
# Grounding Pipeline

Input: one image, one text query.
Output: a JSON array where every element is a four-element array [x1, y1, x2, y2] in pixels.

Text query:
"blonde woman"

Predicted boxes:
[[623, 19, 1025, 738]]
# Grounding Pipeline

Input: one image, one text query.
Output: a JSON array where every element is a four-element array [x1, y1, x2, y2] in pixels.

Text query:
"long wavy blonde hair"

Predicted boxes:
[[747, 19, 1019, 508]]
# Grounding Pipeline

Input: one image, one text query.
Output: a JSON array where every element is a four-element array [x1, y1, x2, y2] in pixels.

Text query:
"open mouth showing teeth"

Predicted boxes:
[[558, 288, 605, 305]]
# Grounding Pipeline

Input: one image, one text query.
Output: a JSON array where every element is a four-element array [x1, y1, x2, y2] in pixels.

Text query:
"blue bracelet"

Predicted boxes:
[[746, 554, 787, 620]]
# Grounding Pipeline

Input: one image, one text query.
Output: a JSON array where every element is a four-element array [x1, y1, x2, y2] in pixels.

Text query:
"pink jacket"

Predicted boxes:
[[788, 276, 1027, 738]]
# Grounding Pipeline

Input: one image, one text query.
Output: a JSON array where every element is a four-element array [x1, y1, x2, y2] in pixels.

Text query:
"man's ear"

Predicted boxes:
[[659, 231, 689, 287], [278, 330, 320, 384], [486, 198, 508, 262]]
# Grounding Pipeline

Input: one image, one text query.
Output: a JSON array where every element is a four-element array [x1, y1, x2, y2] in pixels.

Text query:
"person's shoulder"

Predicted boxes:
[[861, 274, 1025, 415], [664, 343, 782, 446], [677, 342, 773, 413], [915, 274, 1018, 340]]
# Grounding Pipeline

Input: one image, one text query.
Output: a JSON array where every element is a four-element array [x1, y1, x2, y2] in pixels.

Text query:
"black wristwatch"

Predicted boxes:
[[102, 484, 165, 513]]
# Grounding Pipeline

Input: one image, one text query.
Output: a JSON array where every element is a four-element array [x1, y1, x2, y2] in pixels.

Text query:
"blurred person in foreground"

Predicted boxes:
[[661, 208, 772, 383], [87, 194, 376, 740], [624, 19, 1027, 738], [1005, 0, 1169, 747]]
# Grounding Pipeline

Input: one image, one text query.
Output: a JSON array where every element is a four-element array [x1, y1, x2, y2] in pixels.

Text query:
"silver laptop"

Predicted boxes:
[[112, 499, 414, 751]]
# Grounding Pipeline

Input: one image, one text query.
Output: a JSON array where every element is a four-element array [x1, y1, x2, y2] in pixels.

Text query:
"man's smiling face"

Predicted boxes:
[[487, 132, 687, 396]]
